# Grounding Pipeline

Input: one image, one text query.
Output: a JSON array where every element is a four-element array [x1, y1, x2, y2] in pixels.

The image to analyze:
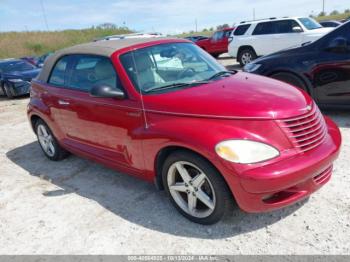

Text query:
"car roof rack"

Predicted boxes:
[[240, 17, 277, 24]]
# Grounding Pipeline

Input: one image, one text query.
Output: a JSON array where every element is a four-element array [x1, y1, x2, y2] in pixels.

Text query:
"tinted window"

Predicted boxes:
[[252, 21, 277, 35], [48, 56, 69, 86], [275, 20, 301, 33], [234, 24, 251, 36], [224, 30, 232, 38], [68, 55, 117, 92]]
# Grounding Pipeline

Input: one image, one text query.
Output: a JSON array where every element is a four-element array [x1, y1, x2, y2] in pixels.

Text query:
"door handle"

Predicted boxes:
[[58, 100, 70, 105]]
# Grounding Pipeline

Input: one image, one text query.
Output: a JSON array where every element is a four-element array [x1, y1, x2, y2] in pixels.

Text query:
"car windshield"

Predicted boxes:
[[298, 17, 322, 30], [120, 42, 226, 93], [0, 60, 35, 73]]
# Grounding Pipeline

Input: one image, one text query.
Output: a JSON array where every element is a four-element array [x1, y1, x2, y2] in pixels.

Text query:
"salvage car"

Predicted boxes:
[[0, 59, 41, 98], [196, 27, 234, 57], [243, 21, 350, 108], [28, 38, 341, 224]]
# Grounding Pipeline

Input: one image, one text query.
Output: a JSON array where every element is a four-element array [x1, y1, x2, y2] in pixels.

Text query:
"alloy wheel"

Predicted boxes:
[[167, 161, 216, 218], [241, 52, 252, 65], [37, 124, 55, 157]]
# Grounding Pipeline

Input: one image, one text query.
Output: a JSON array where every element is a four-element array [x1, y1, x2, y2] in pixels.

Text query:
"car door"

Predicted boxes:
[[274, 20, 304, 49], [311, 25, 350, 105], [48, 54, 145, 173], [210, 31, 225, 53], [251, 21, 278, 55]]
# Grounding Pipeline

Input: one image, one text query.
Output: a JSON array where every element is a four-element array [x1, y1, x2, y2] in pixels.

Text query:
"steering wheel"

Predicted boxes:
[[178, 68, 196, 79]]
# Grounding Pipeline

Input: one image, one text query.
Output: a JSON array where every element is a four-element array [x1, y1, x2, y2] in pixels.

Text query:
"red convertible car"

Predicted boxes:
[[27, 38, 341, 224]]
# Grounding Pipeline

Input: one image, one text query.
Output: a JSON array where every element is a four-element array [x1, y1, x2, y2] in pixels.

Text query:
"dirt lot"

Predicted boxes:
[[0, 57, 349, 254]]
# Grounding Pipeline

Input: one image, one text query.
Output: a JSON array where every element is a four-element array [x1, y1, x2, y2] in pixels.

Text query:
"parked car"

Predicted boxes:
[[184, 35, 209, 42], [319, 20, 342, 28], [228, 17, 333, 66], [243, 21, 350, 108], [195, 27, 234, 57], [95, 32, 164, 42], [36, 52, 53, 68], [28, 38, 341, 224], [0, 59, 41, 98], [20, 56, 38, 66]]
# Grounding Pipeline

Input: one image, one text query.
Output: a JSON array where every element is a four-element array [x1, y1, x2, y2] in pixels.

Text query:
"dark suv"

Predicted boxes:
[[243, 21, 350, 107]]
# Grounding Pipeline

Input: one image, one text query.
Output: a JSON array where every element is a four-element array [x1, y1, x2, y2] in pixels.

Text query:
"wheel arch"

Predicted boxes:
[[154, 145, 228, 193], [30, 114, 43, 131], [267, 70, 313, 95], [237, 45, 256, 57]]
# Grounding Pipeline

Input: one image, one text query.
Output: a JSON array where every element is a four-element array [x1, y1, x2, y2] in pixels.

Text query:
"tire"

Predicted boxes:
[[270, 72, 307, 92], [35, 119, 69, 161], [3, 83, 14, 99], [162, 150, 232, 225], [238, 48, 257, 67]]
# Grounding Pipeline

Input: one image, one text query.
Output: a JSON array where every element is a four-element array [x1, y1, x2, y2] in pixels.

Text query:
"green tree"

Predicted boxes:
[[330, 10, 339, 15], [318, 11, 326, 17]]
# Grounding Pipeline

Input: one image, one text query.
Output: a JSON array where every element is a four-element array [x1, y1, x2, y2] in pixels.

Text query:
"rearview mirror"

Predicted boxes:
[[90, 85, 125, 99], [292, 26, 303, 33], [326, 37, 349, 53]]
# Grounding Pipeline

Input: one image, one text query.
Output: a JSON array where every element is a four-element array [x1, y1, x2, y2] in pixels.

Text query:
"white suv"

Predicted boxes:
[[228, 17, 333, 66]]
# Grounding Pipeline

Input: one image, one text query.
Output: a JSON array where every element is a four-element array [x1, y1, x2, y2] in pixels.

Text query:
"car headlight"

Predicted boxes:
[[243, 63, 261, 73], [8, 78, 24, 83], [215, 140, 279, 164]]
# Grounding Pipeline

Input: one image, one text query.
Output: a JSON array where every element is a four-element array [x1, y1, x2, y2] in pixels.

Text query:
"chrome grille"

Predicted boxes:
[[278, 105, 327, 152]]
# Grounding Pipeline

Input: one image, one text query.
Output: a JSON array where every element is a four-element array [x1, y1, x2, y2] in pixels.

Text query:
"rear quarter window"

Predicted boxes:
[[234, 24, 251, 36], [48, 56, 69, 86]]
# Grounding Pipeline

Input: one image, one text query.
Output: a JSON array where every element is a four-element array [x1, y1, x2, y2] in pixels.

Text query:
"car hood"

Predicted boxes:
[[2, 68, 41, 80], [143, 72, 313, 120], [308, 27, 334, 34]]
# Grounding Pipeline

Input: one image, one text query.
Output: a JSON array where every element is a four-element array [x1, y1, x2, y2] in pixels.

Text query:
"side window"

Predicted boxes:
[[48, 56, 69, 86], [212, 31, 224, 41], [224, 30, 232, 38], [252, 22, 277, 35], [68, 55, 117, 92], [234, 24, 251, 36], [275, 20, 301, 34]]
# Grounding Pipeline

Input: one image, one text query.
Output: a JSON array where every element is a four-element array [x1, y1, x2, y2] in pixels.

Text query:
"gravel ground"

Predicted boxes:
[[0, 57, 349, 254]]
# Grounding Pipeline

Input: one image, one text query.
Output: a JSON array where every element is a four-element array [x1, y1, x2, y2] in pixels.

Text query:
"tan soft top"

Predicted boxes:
[[38, 37, 181, 83]]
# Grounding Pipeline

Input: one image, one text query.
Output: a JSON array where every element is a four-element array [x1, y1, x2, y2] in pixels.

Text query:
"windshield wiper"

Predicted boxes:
[[206, 70, 236, 81], [144, 81, 209, 93]]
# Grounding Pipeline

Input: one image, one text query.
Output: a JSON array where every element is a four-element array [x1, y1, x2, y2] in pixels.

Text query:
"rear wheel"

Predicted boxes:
[[238, 48, 257, 67], [270, 72, 308, 92], [35, 119, 69, 161], [162, 150, 232, 224]]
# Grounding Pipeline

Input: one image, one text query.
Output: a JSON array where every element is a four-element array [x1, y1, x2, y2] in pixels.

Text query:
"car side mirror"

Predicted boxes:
[[90, 85, 125, 99], [292, 26, 303, 33], [326, 37, 349, 53]]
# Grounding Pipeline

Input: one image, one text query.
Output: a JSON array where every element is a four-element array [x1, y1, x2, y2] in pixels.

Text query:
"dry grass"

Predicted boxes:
[[0, 27, 132, 59]]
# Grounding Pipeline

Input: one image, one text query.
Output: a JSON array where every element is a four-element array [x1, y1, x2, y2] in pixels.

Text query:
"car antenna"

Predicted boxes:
[[131, 49, 149, 129]]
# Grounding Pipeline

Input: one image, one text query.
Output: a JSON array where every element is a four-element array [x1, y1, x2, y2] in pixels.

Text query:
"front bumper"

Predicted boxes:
[[220, 117, 341, 213]]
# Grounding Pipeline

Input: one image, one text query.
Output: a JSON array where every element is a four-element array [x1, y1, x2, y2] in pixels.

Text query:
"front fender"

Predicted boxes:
[[141, 113, 291, 181]]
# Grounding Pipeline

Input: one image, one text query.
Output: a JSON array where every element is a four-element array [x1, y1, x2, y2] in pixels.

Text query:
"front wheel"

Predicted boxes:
[[3, 83, 14, 98], [270, 72, 308, 92], [162, 150, 232, 224]]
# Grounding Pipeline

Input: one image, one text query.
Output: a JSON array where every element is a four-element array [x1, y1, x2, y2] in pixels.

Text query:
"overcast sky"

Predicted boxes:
[[0, 0, 349, 34]]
